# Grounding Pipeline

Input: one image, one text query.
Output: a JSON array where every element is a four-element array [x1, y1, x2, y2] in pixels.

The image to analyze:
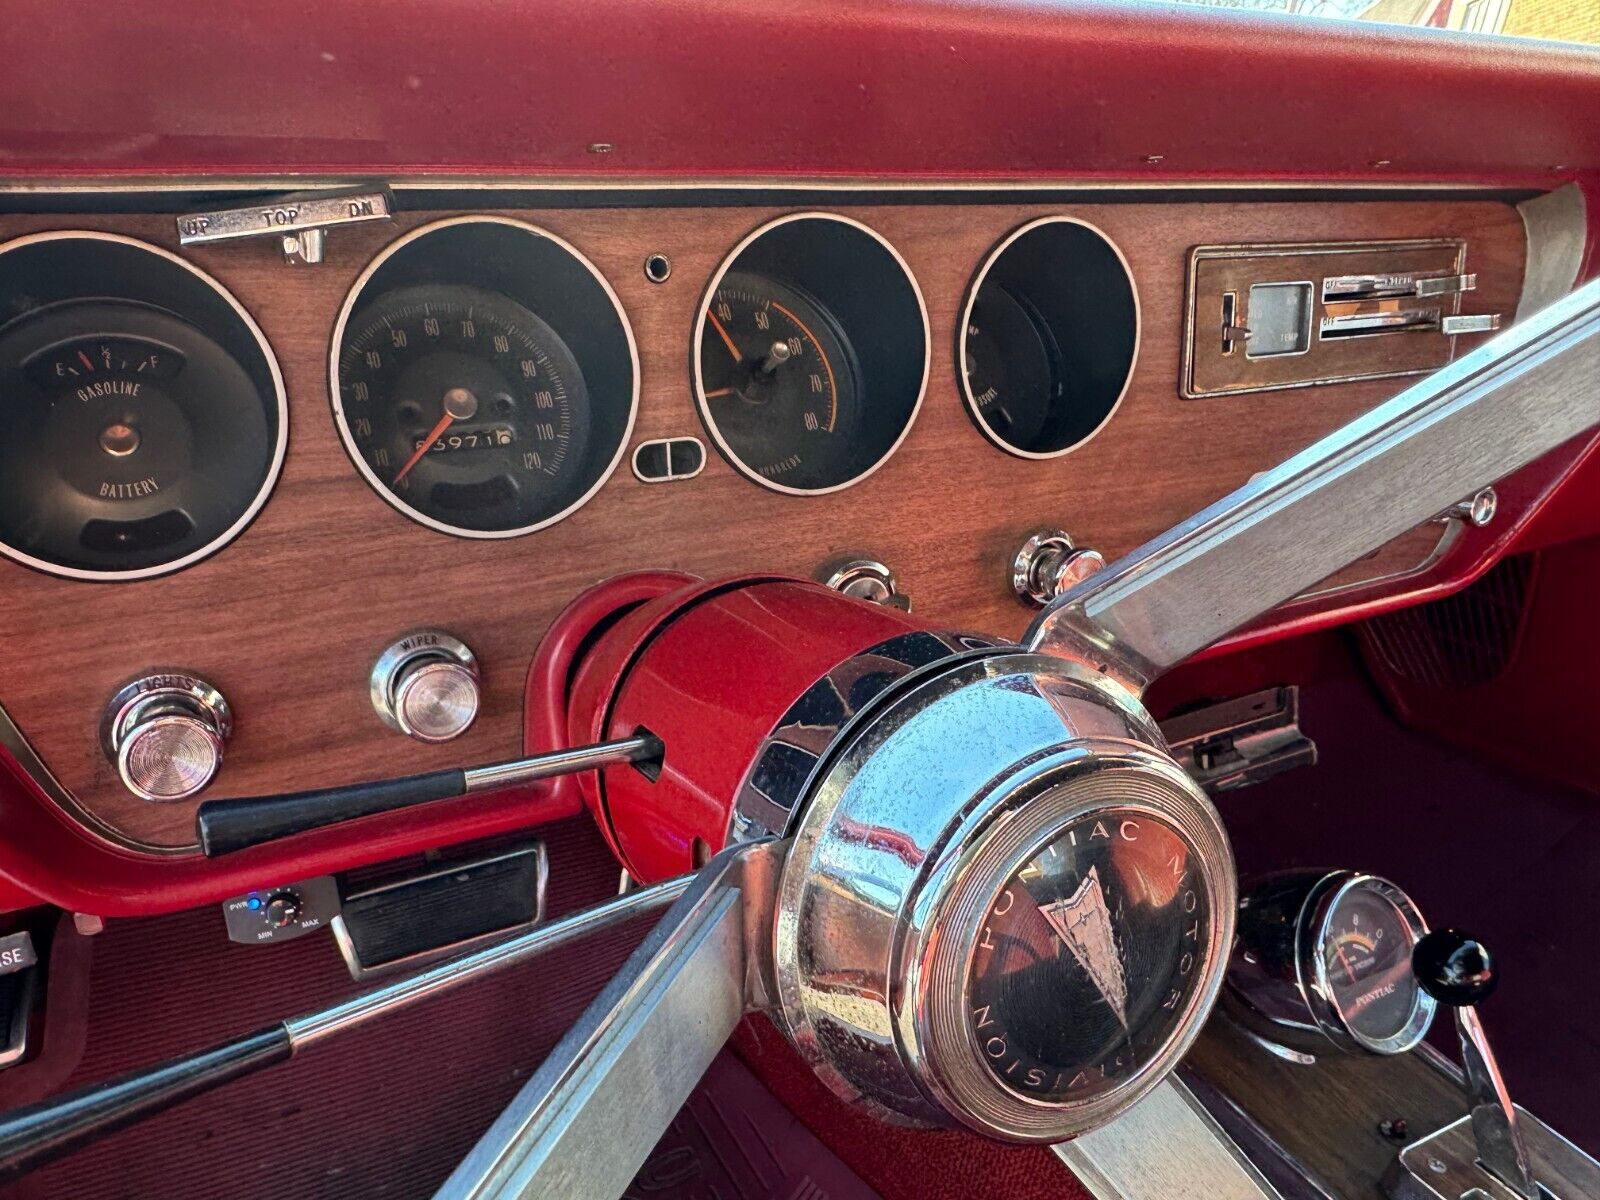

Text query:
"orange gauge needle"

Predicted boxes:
[[1336, 944, 1358, 985], [77, 350, 95, 372], [706, 310, 743, 363], [393, 410, 458, 485]]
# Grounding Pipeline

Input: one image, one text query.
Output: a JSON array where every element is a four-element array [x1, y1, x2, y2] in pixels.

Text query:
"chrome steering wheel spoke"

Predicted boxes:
[[1027, 276, 1600, 692], [435, 838, 785, 1200]]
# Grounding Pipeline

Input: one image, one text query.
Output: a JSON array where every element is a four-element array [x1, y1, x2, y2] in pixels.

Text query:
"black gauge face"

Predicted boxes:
[[0, 301, 278, 577], [963, 285, 1061, 451], [960, 219, 1137, 458], [1322, 886, 1423, 1047], [335, 286, 596, 535], [966, 809, 1211, 1103], [696, 271, 862, 491]]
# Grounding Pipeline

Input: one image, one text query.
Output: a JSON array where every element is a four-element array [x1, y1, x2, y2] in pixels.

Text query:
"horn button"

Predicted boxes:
[[575, 581, 1235, 1144]]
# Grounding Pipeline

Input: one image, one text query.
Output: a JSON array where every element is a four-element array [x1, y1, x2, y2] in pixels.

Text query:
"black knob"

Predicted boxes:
[[263, 893, 301, 930], [1412, 929, 1497, 1007]]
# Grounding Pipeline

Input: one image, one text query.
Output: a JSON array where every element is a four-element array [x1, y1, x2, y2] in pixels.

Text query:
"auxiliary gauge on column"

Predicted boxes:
[[1223, 869, 1437, 1058]]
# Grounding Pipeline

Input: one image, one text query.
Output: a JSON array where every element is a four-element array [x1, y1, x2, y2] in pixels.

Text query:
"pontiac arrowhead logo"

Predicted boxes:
[[1039, 865, 1129, 1028]]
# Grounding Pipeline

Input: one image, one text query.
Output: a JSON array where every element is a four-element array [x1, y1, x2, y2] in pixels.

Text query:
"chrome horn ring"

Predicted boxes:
[[774, 651, 1234, 1141]]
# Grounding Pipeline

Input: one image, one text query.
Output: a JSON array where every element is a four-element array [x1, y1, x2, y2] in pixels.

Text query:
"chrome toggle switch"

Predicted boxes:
[[1011, 528, 1106, 606], [101, 672, 232, 802], [819, 558, 910, 610], [370, 630, 481, 743]]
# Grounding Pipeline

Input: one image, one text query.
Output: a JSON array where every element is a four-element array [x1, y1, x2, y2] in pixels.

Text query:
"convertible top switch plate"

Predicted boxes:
[[177, 187, 393, 264]]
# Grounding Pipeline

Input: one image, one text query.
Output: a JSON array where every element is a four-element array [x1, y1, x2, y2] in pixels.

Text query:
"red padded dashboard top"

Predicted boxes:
[[2, 0, 1600, 185]]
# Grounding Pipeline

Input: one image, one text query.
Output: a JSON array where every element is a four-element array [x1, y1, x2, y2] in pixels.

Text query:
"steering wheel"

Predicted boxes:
[[432, 277, 1600, 1196], [3, 278, 1598, 1198]]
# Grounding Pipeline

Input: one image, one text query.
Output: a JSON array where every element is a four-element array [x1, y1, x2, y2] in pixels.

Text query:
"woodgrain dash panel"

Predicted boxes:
[[0, 196, 1526, 849]]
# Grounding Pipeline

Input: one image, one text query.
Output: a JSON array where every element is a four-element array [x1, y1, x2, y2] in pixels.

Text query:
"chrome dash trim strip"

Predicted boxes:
[[1515, 182, 1587, 324], [0, 175, 1545, 199], [0, 700, 188, 857]]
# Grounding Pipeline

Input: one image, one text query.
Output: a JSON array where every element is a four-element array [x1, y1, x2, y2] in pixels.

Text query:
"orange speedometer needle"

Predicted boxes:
[[1336, 945, 1358, 985], [706, 310, 743, 363], [393, 410, 457, 485]]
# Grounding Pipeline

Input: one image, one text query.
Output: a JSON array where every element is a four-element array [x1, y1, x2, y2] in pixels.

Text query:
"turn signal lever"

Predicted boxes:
[[1412, 930, 1539, 1200], [194, 734, 662, 856]]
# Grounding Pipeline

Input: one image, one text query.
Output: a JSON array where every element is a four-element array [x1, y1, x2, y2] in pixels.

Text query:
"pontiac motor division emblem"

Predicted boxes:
[[1039, 865, 1129, 1028]]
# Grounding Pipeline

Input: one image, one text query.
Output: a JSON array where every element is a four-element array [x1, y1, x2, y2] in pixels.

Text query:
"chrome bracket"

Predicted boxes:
[[177, 187, 393, 264], [1385, 1105, 1599, 1200], [1159, 687, 1316, 794]]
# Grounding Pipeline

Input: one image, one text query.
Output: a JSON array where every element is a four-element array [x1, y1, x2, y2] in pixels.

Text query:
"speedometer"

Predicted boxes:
[[332, 218, 637, 538], [335, 286, 592, 534]]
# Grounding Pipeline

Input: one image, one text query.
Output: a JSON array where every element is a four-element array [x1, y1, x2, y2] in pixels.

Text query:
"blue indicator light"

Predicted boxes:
[[247, 896, 261, 910]]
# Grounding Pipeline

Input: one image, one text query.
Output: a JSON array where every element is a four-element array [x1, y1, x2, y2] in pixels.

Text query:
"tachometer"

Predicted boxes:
[[697, 272, 859, 488], [1316, 876, 1432, 1053], [332, 218, 637, 538], [694, 213, 927, 495], [1225, 869, 1436, 1058]]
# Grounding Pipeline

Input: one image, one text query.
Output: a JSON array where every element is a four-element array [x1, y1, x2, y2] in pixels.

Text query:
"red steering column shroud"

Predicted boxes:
[[530, 574, 926, 882]]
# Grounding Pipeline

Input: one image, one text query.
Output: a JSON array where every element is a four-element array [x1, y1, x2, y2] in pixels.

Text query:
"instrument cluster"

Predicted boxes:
[[0, 206, 1140, 579]]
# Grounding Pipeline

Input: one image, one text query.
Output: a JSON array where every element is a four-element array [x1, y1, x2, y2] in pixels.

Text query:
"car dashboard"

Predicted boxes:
[[0, 187, 1551, 872], [3, 3, 1600, 1198]]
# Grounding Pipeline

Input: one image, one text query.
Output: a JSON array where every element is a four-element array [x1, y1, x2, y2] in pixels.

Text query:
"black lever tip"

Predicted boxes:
[[1412, 928, 1497, 1007]]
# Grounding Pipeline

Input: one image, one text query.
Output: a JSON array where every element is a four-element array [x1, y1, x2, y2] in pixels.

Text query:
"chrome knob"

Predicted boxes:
[[1439, 486, 1498, 529], [101, 672, 232, 802], [1011, 528, 1106, 606], [370, 630, 480, 743], [264, 892, 302, 929]]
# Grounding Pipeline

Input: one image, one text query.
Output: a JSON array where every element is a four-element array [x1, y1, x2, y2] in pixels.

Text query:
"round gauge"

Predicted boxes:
[[966, 807, 1212, 1103], [1313, 875, 1434, 1054], [336, 286, 592, 532], [694, 213, 927, 494], [0, 234, 286, 581], [959, 218, 1138, 459], [333, 218, 636, 538], [697, 272, 860, 489]]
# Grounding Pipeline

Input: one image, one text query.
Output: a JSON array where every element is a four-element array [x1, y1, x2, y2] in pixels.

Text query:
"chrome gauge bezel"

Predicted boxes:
[[910, 749, 1234, 1140], [691, 211, 931, 496], [0, 231, 289, 582], [1302, 872, 1436, 1057], [329, 216, 640, 539], [957, 216, 1140, 460]]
